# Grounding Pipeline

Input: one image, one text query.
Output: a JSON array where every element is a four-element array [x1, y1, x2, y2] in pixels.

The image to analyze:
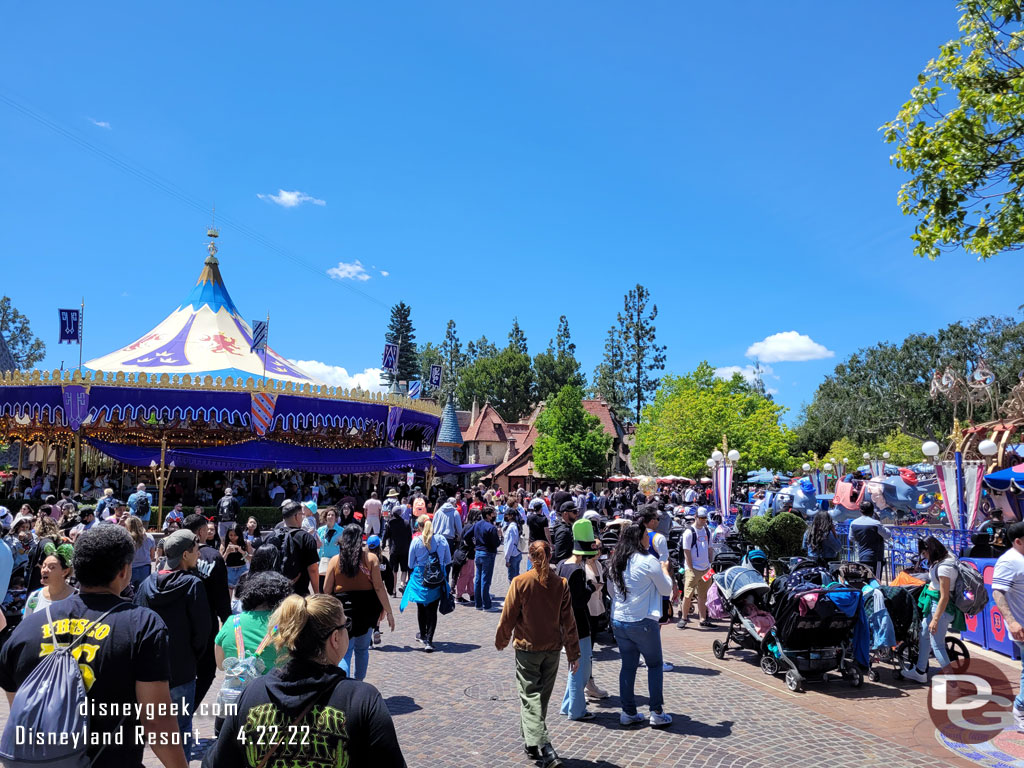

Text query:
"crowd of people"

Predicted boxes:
[[2, 475, 1024, 768]]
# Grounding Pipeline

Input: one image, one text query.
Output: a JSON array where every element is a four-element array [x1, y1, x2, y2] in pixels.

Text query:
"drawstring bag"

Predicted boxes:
[[706, 582, 727, 620], [216, 616, 276, 712]]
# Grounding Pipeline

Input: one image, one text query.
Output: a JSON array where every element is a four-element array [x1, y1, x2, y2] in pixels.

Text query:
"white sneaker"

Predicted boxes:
[[903, 666, 929, 684], [650, 711, 673, 728], [1014, 707, 1024, 732], [415, 633, 422, 644], [619, 711, 645, 726], [662, 662, 674, 673], [373, 629, 382, 645]]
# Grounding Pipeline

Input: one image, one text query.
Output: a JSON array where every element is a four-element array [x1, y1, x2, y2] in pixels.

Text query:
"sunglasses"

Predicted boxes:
[[331, 617, 353, 636]]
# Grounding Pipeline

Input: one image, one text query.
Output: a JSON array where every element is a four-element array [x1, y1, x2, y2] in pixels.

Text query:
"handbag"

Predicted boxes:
[[438, 584, 455, 615]]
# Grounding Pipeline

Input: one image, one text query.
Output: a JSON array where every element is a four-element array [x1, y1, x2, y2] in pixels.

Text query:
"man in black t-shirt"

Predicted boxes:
[[183, 513, 231, 707], [526, 499, 551, 545], [270, 500, 321, 596], [551, 501, 580, 564], [550, 481, 572, 514], [215, 487, 241, 542], [0, 525, 187, 768]]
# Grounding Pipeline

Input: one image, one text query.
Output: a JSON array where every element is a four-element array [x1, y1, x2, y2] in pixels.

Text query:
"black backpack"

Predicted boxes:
[[135, 494, 151, 519], [267, 527, 304, 581], [421, 543, 445, 589]]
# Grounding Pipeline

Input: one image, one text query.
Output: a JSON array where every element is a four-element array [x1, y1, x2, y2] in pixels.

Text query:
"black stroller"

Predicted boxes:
[[711, 565, 775, 661]]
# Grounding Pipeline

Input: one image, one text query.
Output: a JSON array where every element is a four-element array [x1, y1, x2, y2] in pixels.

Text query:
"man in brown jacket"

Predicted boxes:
[[495, 541, 581, 768]]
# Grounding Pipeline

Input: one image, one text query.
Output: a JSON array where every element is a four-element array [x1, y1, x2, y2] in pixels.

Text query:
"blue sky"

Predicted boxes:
[[2, 2, 1021, 423]]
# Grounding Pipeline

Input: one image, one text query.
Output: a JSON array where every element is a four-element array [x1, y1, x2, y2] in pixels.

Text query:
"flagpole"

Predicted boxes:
[[261, 312, 269, 387], [78, 297, 84, 374]]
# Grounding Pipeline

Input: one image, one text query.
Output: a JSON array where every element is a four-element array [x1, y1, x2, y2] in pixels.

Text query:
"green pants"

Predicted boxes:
[[515, 649, 561, 749]]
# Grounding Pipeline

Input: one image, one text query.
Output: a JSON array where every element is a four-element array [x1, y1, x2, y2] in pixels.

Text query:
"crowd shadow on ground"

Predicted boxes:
[[384, 694, 422, 716]]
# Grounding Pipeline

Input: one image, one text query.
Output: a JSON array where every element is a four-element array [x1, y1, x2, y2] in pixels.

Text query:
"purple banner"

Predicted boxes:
[[61, 384, 90, 432]]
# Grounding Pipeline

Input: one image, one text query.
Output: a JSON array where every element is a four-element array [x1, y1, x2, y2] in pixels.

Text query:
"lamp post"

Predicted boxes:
[[708, 446, 740, 516], [150, 434, 175, 530]]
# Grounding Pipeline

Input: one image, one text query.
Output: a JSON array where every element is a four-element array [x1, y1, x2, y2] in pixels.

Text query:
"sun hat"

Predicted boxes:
[[571, 519, 599, 557], [387, 489, 400, 498]]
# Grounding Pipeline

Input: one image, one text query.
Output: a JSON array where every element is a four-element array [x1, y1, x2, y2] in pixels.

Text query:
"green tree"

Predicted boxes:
[[634, 362, 795, 478], [533, 315, 585, 402], [455, 346, 535, 422], [466, 336, 498, 363], [618, 284, 667, 423], [438, 320, 465, 401], [883, 0, 1024, 259], [591, 320, 629, 420], [533, 384, 613, 484], [418, 341, 443, 398], [794, 314, 1024, 455], [508, 317, 529, 355], [380, 301, 418, 389], [0, 297, 46, 369]]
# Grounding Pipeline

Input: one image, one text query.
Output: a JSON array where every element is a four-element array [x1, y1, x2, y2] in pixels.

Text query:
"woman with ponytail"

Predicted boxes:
[[201, 593, 407, 768], [23, 541, 75, 616], [495, 541, 580, 768], [399, 514, 451, 652]]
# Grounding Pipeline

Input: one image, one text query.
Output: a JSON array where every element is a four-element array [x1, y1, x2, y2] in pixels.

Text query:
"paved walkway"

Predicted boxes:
[[5, 563, 1022, 766]]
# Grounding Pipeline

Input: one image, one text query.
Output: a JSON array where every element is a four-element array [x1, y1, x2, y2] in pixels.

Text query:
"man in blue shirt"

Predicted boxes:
[[128, 483, 154, 524], [469, 506, 501, 612]]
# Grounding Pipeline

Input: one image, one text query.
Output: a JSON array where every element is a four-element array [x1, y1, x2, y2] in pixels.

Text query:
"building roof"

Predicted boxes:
[[455, 410, 472, 432], [462, 402, 511, 443], [582, 399, 624, 440], [437, 396, 463, 447], [84, 246, 322, 386], [487, 424, 538, 479]]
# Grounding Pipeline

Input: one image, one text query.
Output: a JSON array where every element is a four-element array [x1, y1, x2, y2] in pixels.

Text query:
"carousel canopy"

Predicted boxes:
[[86, 437, 490, 475], [84, 251, 321, 386], [985, 462, 1024, 492]]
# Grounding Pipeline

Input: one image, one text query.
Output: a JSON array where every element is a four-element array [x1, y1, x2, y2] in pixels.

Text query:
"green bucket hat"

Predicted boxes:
[[572, 519, 598, 557]]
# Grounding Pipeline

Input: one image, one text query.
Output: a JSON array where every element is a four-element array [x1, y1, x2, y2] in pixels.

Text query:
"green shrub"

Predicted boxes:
[[738, 510, 807, 560]]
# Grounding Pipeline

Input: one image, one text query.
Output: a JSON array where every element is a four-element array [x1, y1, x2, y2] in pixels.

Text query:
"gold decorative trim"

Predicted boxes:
[[0, 369, 441, 417]]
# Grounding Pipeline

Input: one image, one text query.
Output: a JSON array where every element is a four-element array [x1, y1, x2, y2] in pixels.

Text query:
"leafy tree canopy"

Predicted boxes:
[[883, 0, 1024, 259], [634, 362, 795, 479], [534, 315, 585, 402], [455, 346, 534, 423], [533, 384, 613, 485], [0, 297, 45, 370]]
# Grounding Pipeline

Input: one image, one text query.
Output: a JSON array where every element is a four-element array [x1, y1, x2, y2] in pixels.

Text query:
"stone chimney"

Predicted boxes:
[[471, 397, 480, 426], [507, 437, 518, 460]]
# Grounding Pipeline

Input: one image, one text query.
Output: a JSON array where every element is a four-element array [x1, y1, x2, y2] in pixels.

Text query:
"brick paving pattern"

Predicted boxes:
[[4, 563, 1018, 767]]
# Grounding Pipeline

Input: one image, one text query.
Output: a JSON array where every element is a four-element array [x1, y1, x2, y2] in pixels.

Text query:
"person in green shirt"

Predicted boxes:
[[213, 570, 293, 734]]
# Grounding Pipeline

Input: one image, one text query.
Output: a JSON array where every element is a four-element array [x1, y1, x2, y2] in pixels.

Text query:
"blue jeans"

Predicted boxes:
[[612, 618, 664, 715], [915, 603, 952, 672], [340, 628, 373, 680], [507, 555, 521, 583], [560, 635, 593, 719], [168, 678, 195, 761], [131, 564, 151, 592], [475, 551, 496, 610]]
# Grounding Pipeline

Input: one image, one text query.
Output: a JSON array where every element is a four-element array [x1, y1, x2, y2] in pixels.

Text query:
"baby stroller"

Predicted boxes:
[[762, 567, 865, 692], [889, 583, 969, 680], [711, 565, 776, 661]]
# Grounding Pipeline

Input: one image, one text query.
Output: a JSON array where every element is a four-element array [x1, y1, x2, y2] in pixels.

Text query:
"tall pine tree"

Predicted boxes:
[[439, 319, 465, 401], [591, 320, 628, 420], [508, 317, 528, 354], [380, 302, 418, 389], [418, 341, 443, 398], [533, 315, 585, 402], [618, 284, 666, 423]]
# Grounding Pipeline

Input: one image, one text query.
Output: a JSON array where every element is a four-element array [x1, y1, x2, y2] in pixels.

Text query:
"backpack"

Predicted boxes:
[[0, 603, 125, 768], [134, 493, 151, 519], [421, 543, 445, 589], [952, 560, 988, 616], [267, 526, 305, 581], [216, 616, 275, 712]]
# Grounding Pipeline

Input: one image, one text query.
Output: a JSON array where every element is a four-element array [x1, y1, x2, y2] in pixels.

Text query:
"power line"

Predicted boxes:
[[0, 90, 389, 309]]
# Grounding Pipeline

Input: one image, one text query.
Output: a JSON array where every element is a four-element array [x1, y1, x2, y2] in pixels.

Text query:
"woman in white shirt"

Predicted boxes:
[[503, 509, 523, 582], [608, 523, 674, 729], [23, 542, 75, 616]]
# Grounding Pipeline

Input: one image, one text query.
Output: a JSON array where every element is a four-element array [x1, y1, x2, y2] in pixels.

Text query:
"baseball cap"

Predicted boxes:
[[164, 530, 198, 568], [303, 500, 318, 514], [529, 499, 544, 510], [367, 535, 381, 549], [696, 508, 709, 518]]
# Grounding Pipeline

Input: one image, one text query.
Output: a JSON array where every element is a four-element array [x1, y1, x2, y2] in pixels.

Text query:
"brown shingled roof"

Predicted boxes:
[[582, 400, 623, 440], [462, 403, 510, 443]]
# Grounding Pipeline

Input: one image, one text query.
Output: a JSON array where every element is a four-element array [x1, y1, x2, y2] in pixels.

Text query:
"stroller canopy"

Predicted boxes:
[[718, 565, 769, 602]]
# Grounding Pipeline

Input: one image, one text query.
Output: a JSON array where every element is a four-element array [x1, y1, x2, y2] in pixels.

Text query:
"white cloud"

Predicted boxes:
[[88, 118, 111, 129], [379, 270, 390, 277], [327, 260, 371, 281], [745, 331, 834, 363], [287, 360, 384, 392], [714, 364, 774, 385], [257, 189, 326, 208]]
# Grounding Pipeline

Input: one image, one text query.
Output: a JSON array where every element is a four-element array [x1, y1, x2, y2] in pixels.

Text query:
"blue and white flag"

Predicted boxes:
[[429, 364, 442, 389], [58, 309, 81, 345], [251, 320, 269, 353], [382, 342, 399, 373], [407, 380, 422, 399]]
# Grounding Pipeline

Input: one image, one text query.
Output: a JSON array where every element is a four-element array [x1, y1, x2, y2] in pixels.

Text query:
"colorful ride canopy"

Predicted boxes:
[[85, 253, 322, 386]]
